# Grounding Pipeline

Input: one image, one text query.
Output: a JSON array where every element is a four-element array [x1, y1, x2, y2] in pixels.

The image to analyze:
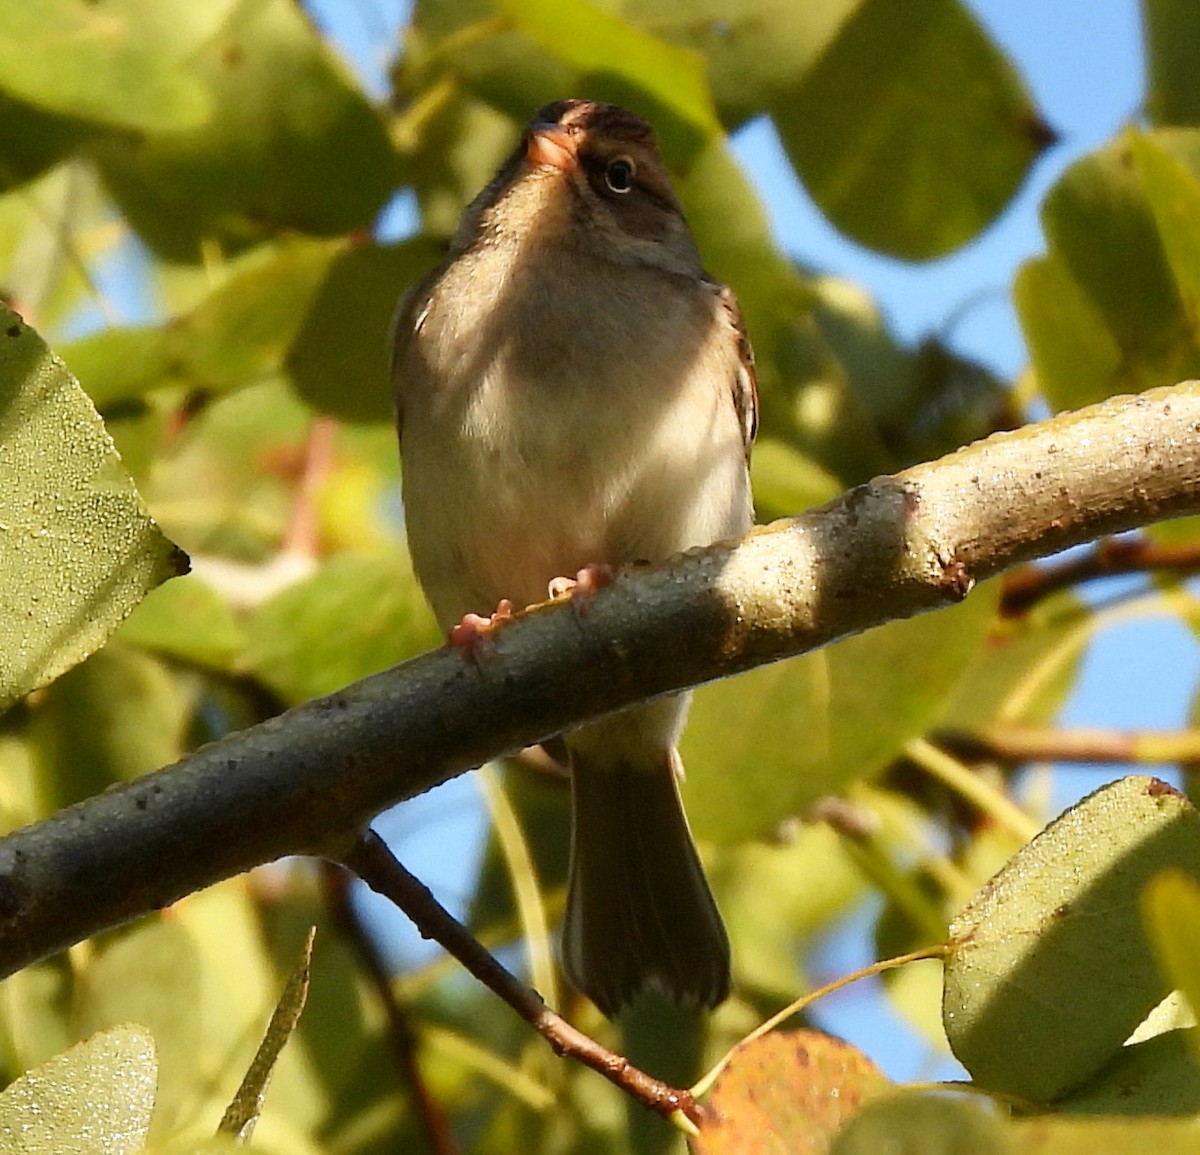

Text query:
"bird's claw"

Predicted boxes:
[[449, 599, 515, 665]]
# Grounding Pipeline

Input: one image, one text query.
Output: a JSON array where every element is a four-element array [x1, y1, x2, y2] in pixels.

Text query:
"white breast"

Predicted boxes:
[[397, 237, 751, 628]]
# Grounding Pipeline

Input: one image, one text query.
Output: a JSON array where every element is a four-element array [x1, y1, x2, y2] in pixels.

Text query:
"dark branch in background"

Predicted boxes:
[[1, 383, 1199, 981], [934, 725, 1200, 767], [338, 833, 703, 1127], [320, 862, 460, 1155], [1000, 534, 1200, 616]]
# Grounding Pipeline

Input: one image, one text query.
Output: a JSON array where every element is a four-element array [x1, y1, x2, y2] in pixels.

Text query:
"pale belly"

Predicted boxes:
[[400, 367, 750, 629], [398, 248, 752, 630]]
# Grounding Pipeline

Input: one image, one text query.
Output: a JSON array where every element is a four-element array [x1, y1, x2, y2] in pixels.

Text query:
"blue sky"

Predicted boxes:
[[310, 0, 1199, 1081]]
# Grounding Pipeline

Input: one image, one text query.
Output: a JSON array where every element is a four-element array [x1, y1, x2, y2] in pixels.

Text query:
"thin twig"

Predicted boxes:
[[335, 830, 706, 1131], [320, 861, 460, 1155], [282, 415, 339, 559], [933, 725, 1200, 767], [1000, 534, 1200, 616], [906, 737, 1041, 843]]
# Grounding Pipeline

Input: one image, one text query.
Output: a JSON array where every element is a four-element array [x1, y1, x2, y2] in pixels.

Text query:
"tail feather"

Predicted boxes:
[[562, 750, 730, 1016]]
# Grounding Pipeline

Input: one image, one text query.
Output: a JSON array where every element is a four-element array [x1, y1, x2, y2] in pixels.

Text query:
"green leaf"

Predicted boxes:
[[405, 0, 719, 166], [92, 0, 399, 261], [1014, 254, 1124, 411], [1132, 130, 1200, 328], [684, 586, 998, 843], [167, 881, 336, 1147], [627, 0, 861, 128], [251, 886, 430, 1151], [774, 0, 1052, 259], [830, 1094, 1010, 1155], [683, 652, 830, 844], [1043, 134, 1183, 351], [1143, 868, 1200, 1074], [749, 437, 842, 522], [789, 279, 906, 481], [1020, 128, 1200, 411], [180, 241, 338, 394], [495, 0, 721, 163], [943, 776, 1200, 1103], [939, 593, 1092, 730], [401, 4, 573, 138], [242, 551, 441, 703], [719, 826, 865, 1000], [140, 379, 314, 561], [288, 238, 445, 424], [0, 307, 186, 713], [0, 959, 73, 1078], [1056, 1028, 1200, 1117], [73, 919, 201, 1139], [0, 93, 91, 192], [1143, 0, 1200, 127], [1029, 129, 1200, 409], [115, 575, 245, 671], [28, 642, 192, 808], [0, 0, 209, 132], [1013, 1116, 1200, 1154], [59, 324, 176, 409], [64, 240, 338, 407], [0, 1023, 157, 1154]]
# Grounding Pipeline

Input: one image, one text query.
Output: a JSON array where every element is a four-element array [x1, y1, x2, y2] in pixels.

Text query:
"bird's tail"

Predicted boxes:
[[561, 748, 730, 1017]]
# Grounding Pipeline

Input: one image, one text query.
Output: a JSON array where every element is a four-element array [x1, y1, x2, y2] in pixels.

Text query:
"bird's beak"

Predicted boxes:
[[526, 123, 577, 173]]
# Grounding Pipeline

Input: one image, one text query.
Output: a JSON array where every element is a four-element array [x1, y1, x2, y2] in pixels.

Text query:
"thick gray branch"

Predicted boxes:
[[1, 382, 1198, 977]]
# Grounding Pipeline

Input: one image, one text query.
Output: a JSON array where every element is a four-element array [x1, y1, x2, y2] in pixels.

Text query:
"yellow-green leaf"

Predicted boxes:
[[831, 1095, 1009, 1155], [0, 1024, 157, 1154], [0, 308, 186, 712], [1143, 868, 1200, 1074], [1143, 0, 1200, 127], [774, 0, 1051, 259], [495, 0, 720, 163], [1132, 130, 1200, 328], [0, 0, 209, 132], [685, 585, 998, 843], [92, 0, 399, 261], [288, 238, 445, 424], [944, 776, 1200, 1102], [242, 551, 440, 704]]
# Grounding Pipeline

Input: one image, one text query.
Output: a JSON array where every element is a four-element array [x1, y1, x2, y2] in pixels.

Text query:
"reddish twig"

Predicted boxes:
[[334, 830, 705, 1128], [933, 725, 1200, 767], [320, 861, 460, 1155], [282, 414, 339, 559], [1000, 534, 1200, 616]]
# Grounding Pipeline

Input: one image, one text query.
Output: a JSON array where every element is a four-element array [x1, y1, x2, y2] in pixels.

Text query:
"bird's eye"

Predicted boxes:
[[604, 157, 635, 193]]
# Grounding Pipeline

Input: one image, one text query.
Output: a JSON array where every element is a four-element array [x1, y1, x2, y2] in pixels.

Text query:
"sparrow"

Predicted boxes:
[[392, 99, 757, 1016]]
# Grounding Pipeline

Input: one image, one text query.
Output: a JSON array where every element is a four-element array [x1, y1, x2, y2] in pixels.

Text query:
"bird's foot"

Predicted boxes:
[[548, 563, 616, 615], [448, 599, 515, 665]]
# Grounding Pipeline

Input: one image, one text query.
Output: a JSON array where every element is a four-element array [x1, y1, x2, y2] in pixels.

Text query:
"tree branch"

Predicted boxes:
[[1, 382, 1199, 978], [339, 832, 702, 1127]]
